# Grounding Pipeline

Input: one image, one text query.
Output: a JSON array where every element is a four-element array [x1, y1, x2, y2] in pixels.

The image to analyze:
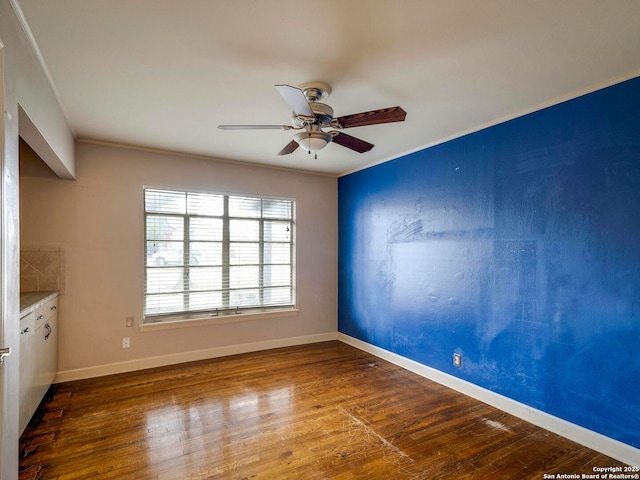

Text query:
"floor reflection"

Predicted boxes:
[[144, 387, 293, 478]]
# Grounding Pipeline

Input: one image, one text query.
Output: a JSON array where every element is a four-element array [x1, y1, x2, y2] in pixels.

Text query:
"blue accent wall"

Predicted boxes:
[[338, 76, 640, 448]]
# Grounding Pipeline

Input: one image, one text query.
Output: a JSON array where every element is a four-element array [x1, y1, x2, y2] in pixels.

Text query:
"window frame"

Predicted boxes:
[[143, 186, 296, 323]]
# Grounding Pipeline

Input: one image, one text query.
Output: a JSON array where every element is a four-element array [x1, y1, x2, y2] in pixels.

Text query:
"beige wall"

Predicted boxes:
[[20, 141, 338, 374]]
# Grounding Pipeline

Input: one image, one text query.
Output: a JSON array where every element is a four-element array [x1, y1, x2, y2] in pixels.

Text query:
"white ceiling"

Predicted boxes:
[[15, 0, 640, 176]]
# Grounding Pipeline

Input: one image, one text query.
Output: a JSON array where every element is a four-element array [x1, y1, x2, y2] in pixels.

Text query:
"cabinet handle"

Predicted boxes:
[[51, 305, 57, 311], [21, 327, 30, 334], [37, 315, 44, 320], [45, 323, 52, 340]]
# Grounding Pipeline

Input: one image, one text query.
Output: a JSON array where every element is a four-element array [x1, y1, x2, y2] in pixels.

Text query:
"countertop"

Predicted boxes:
[[20, 291, 59, 318]]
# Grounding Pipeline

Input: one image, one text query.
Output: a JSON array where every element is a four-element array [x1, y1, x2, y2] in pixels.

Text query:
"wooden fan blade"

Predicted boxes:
[[336, 106, 406, 129], [332, 132, 374, 153], [275, 84, 315, 118], [277, 140, 300, 156], [218, 125, 291, 130]]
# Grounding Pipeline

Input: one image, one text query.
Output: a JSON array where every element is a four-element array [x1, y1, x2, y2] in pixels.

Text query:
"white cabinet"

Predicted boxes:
[[19, 294, 59, 435]]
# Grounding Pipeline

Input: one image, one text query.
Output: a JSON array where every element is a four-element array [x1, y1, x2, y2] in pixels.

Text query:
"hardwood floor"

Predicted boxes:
[[19, 341, 627, 479]]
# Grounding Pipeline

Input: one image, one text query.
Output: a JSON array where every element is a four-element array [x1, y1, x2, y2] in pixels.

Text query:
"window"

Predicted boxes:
[[144, 187, 295, 321]]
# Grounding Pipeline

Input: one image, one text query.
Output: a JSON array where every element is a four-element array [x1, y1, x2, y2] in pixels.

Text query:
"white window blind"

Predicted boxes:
[[144, 188, 295, 321]]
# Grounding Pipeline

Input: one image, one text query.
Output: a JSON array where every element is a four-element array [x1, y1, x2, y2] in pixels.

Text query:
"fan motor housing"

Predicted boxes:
[[292, 102, 334, 128], [299, 81, 331, 102]]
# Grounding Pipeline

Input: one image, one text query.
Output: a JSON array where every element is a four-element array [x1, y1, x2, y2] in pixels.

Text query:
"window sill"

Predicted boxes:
[[139, 308, 299, 332]]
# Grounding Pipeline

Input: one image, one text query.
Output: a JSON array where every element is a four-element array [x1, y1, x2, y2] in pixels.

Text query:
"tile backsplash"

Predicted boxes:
[[20, 247, 65, 293]]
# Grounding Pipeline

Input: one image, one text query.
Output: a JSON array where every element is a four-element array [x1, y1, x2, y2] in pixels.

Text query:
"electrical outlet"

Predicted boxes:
[[453, 353, 462, 368], [122, 337, 130, 349], [126, 316, 135, 327]]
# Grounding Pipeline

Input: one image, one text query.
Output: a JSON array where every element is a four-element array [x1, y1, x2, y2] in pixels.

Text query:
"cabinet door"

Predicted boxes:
[[19, 313, 36, 435], [45, 298, 58, 385], [34, 299, 59, 405], [33, 322, 49, 413], [43, 314, 58, 386]]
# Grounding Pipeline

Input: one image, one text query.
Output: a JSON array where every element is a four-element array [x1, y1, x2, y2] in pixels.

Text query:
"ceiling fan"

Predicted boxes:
[[218, 82, 406, 158]]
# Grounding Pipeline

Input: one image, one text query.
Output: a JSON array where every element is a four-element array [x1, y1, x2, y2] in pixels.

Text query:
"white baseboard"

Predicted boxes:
[[55, 332, 338, 383], [338, 333, 640, 467]]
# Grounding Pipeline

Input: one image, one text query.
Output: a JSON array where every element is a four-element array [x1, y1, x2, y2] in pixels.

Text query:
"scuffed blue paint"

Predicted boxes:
[[338, 76, 640, 448]]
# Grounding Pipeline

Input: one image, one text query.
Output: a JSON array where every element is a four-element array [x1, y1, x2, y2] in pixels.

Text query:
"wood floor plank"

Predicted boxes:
[[20, 341, 628, 479]]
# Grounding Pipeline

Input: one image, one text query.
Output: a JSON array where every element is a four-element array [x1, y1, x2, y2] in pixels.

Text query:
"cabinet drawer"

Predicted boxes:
[[45, 297, 58, 320], [33, 304, 47, 327], [33, 297, 58, 327], [20, 312, 35, 339]]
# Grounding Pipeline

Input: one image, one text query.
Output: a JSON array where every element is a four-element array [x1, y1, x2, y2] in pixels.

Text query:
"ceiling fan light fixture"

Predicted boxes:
[[294, 131, 333, 152], [218, 82, 407, 157]]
